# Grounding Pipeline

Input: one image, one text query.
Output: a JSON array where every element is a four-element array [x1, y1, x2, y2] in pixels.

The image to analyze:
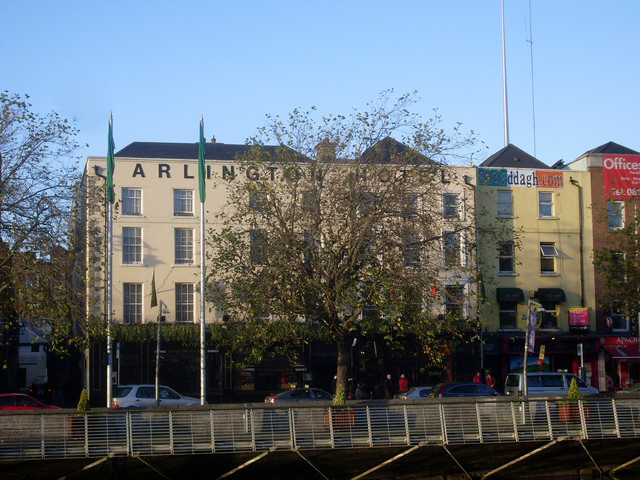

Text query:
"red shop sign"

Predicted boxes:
[[603, 154, 640, 200]]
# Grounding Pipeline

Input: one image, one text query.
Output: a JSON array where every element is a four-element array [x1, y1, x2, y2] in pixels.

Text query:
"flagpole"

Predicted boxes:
[[106, 113, 115, 408], [198, 117, 207, 405]]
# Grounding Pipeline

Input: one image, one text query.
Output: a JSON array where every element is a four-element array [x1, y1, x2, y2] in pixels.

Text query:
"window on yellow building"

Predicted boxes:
[[540, 302, 558, 329], [497, 190, 513, 217], [499, 302, 518, 329], [540, 242, 558, 274], [498, 241, 514, 274], [538, 192, 554, 218]]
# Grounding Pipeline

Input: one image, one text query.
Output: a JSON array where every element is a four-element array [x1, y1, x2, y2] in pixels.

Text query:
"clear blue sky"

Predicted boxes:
[[2, 0, 638, 167]]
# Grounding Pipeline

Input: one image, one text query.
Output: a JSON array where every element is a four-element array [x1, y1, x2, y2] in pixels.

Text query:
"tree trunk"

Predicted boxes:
[[335, 335, 348, 404]]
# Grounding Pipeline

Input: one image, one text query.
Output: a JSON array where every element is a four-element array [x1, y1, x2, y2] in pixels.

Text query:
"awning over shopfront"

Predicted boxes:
[[536, 288, 566, 303], [603, 344, 640, 361], [497, 288, 524, 303]]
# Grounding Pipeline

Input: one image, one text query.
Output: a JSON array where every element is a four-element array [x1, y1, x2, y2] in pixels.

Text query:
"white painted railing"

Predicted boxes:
[[0, 397, 638, 460]]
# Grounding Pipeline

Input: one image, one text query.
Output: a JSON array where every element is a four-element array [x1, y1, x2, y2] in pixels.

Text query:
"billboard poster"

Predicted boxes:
[[477, 168, 563, 188], [603, 154, 640, 199]]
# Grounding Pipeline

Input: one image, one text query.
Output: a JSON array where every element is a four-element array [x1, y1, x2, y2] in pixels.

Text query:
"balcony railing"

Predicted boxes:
[[0, 397, 638, 461]]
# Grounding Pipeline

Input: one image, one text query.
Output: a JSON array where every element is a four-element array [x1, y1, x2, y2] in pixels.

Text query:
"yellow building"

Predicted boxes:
[[475, 145, 597, 388]]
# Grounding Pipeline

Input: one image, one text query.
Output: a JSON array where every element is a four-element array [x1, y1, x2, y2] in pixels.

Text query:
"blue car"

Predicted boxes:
[[429, 382, 501, 398]]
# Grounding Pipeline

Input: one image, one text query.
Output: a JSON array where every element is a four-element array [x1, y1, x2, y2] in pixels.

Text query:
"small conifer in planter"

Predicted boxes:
[[559, 377, 582, 422]]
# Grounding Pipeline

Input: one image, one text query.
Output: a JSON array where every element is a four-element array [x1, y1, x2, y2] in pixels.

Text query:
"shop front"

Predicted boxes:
[[600, 336, 640, 391], [500, 334, 599, 389]]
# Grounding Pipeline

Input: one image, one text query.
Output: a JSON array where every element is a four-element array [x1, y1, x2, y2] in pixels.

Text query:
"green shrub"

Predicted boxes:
[[567, 377, 582, 400], [77, 388, 90, 413]]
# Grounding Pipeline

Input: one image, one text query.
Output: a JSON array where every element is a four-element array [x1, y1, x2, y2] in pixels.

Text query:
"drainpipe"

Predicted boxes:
[[569, 177, 585, 307]]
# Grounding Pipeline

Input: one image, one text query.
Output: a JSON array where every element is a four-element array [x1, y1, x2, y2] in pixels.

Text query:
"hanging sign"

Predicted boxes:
[[527, 310, 537, 353], [568, 308, 589, 327]]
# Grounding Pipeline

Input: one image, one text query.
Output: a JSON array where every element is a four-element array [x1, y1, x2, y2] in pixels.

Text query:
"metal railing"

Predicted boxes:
[[1, 397, 638, 461]]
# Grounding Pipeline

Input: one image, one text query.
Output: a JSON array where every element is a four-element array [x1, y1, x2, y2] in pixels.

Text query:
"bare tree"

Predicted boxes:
[[0, 92, 83, 353], [207, 92, 480, 403]]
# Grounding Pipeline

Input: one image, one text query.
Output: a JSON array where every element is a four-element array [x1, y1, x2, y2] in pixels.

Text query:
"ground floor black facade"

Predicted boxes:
[[68, 331, 640, 407]]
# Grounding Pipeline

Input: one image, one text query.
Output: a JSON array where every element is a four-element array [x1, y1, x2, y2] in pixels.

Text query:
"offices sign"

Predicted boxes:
[[603, 154, 640, 199], [477, 168, 563, 188]]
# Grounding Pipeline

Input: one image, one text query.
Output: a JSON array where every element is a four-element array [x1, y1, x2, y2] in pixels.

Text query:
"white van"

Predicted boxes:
[[504, 372, 598, 397]]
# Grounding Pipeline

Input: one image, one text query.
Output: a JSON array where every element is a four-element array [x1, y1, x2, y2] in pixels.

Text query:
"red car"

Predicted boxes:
[[0, 393, 60, 410]]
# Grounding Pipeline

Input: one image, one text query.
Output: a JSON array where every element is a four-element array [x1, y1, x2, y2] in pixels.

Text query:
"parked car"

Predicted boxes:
[[504, 372, 598, 397], [28, 382, 53, 403], [396, 386, 434, 399], [0, 393, 60, 410], [265, 388, 333, 404], [112, 384, 201, 408], [429, 382, 501, 398], [616, 385, 640, 395]]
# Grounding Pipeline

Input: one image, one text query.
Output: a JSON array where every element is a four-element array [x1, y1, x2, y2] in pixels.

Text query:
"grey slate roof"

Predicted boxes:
[[115, 142, 282, 160], [580, 141, 638, 156], [480, 144, 549, 169], [361, 136, 435, 164]]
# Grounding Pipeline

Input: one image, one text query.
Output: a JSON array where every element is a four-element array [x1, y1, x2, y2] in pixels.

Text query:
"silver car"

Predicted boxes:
[[112, 384, 201, 408], [396, 386, 434, 399]]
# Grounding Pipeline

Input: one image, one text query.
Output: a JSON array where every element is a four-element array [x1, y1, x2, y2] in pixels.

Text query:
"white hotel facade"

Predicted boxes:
[[73, 139, 478, 402]]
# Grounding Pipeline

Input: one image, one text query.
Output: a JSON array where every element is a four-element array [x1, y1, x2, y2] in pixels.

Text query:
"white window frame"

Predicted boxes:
[[538, 191, 554, 218], [443, 193, 460, 220], [174, 228, 194, 265], [608, 201, 624, 231], [611, 301, 629, 332], [173, 189, 194, 216], [497, 190, 513, 217], [122, 227, 142, 264], [175, 283, 194, 323], [123, 283, 143, 324], [540, 242, 558, 274], [498, 241, 515, 274], [121, 187, 142, 215]]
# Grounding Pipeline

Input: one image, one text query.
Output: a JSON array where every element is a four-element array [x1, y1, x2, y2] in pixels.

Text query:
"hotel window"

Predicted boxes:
[[122, 227, 142, 264], [498, 241, 514, 274], [444, 285, 464, 320], [608, 201, 624, 230], [404, 193, 419, 217], [538, 191, 554, 218], [175, 228, 194, 265], [403, 233, 419, 267], [250, 229, 267, 265], [173, 189, 194, 216], [499, 302, 518, 329], [497, 190, 513, 217], [540, 242, 558, 274], [121, 188, 142, 215], [443, 231, 460, 266], [443, 193, 459, 220], [123, 283, 143, 324], [175, 283, 194, 323]]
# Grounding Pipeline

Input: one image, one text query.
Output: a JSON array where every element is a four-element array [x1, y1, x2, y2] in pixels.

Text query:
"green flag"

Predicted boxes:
[[150, 269, 158, 308], [198, 118, 206, 203], [107, 114, 115, 204]]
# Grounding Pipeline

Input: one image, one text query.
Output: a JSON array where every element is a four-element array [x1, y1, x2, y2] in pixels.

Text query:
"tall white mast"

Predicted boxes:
[[501, 0, 510, 147]]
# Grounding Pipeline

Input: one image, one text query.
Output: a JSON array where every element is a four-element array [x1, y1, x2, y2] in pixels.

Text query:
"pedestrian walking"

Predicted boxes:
[[473, 371, 483, 384], [485, 370, 496, 388], [398, 374, 409, 392]]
